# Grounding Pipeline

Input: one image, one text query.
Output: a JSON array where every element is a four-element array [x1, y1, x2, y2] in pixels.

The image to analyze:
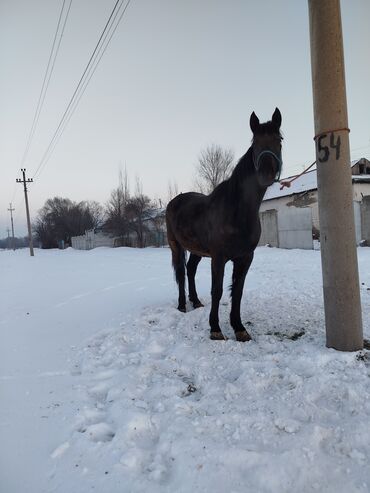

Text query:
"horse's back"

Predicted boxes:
[[166, 192, 207, 223], [167, 192, 206, 210], [166, 192, 210, 255]]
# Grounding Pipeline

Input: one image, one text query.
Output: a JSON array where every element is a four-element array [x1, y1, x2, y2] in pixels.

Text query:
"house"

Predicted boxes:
[[259, 158, 370, 249], [140, 207, 167, 247], [117, 207, 167, 248]]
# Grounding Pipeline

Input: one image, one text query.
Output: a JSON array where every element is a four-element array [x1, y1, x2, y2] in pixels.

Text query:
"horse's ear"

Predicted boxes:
[[272, 107, 282, 129], [250, 112, 260, 134]]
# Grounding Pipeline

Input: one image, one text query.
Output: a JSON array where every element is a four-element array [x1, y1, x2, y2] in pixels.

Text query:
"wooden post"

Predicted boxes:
[[16, 169, 35, 257], [308, 0, 363, 350], [8, 203, 15, 250]]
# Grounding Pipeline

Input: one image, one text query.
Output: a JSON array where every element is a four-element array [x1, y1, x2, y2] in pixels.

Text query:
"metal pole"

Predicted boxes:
[[16, 169, 34, 257], [308, 0, 363, 351]]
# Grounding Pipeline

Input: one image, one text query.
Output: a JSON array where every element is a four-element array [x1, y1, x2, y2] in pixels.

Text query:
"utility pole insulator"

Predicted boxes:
[[16, 168, 35, 257]]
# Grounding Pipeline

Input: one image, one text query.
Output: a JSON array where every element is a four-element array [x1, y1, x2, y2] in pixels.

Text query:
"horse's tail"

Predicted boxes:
[[171, 241, 186, 286], [167, 235, 186, 286], [166, 214, 186, 286]]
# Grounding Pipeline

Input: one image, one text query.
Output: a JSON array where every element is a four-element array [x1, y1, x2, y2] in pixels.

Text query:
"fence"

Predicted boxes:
[[71, 229, 167, 250], [71, 230, 115, 250]]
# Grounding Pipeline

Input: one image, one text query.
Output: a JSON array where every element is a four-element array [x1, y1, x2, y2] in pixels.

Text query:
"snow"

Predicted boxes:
[[265, 168, 318, 200], [352, 175, 370, 183], [1, 246, 370, 492]]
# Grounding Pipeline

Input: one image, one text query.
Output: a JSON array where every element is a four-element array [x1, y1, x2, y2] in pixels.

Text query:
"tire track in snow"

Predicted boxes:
[[53, 275, 171, 309]]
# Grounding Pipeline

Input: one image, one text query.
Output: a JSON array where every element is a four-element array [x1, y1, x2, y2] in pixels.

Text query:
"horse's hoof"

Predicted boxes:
[[192, 301, 204, 309], [210, 331, 227, 341], [178, 306, 186, 313], [235, 331, 251, 342]]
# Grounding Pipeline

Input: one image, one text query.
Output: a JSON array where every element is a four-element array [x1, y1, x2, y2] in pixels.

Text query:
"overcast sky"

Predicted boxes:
[[0, 0, 369, 237]]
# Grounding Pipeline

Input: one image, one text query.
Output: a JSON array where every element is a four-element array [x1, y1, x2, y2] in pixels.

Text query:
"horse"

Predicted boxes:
[[166, 108, 283, 341]]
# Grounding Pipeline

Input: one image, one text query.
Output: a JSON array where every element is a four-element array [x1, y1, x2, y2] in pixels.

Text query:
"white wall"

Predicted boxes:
[[353, 202, 362, 245], [71, 230, 115, 250], [353, 183, 370, 202], [261, 183, 370, 245]]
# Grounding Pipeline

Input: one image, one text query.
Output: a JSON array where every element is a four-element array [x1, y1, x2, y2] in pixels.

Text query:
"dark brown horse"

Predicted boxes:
[[166, 109, 283, 341]]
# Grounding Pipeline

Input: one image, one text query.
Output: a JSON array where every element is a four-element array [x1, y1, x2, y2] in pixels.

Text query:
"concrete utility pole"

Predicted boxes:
[[308, 0, 363, 351], [6, 228, 11, 249], [16, 169, 34, 257], [8, 203, 15, 250]]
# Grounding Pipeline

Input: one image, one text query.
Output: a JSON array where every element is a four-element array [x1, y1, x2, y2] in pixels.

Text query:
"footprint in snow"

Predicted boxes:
[[70, 363, 81, 376], [75, 407, 106, 433], [274, 418, 301, 434], [87, 381, 111, 402], [85, 422, 115, 442]]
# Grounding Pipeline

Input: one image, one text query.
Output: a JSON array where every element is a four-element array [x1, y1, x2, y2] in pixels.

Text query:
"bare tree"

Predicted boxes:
[[104, 168, 130, 238], [81, 201, 104, 229], [124, 176, 155, 248], [167, 179, 179, 203], [126, 194, 154, 248], [195, 144, 234, 193]]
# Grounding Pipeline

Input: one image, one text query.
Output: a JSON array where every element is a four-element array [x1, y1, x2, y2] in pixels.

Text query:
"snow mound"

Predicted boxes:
[[54, 299, 370, 493]]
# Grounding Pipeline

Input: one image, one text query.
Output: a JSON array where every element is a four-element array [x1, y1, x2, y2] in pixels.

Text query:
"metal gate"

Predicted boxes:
[[258, 207, 313, 249], [361, 196, 370, 245], [278, 207, 313, 249], [259, 209, 279, 247]]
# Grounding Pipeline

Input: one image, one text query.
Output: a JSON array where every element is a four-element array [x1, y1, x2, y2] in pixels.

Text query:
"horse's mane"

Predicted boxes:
[[208, 148, 253, 204], [209, 120, 283, 203]]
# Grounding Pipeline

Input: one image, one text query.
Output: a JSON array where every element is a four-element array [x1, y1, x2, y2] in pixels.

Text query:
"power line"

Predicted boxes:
[[20, 0, 72, 169], [9, 0, 72, 229], [32, 0, 129, 180], [32, 0, 131, 180], [351, 142, 370, 153], [10, 182, 18, 204], [33, 0, 132, 180]]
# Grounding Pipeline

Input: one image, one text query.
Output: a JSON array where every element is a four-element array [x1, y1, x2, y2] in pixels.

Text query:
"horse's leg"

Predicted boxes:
[[169, 239, 187, 312], [230, 252, 254, 342], [187, 253, 203, 309], [209, 256, 226, 340]]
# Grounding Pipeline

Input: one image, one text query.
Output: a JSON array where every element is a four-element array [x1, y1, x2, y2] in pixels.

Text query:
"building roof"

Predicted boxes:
[[142, 207, 165, 221], [263, 159, 370, 201], [264, 169, 318, 200]]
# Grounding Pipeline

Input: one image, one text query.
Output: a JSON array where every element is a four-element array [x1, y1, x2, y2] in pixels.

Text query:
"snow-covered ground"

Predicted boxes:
[[1, 246, 369, 493]]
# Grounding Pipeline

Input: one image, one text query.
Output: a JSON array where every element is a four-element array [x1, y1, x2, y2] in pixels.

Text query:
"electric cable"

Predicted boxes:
[[20, 0, 72, 169], [32, 0, 130, 180], [33, 0, 131, 180]]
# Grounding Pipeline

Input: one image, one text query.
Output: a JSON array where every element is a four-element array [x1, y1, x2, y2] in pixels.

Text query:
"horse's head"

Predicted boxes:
[[250, 108, 283, 187]]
